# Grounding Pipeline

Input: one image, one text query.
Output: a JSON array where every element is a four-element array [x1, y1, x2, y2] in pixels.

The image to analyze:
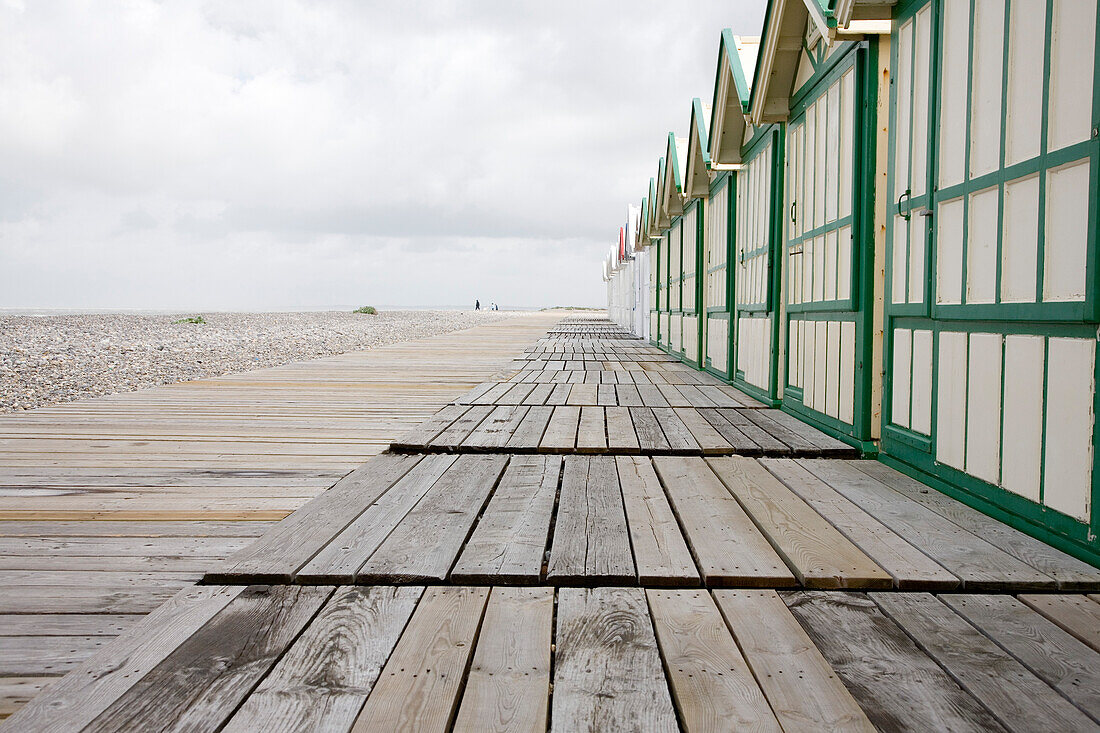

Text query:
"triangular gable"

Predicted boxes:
[[806, 0, 894, 44], [684, 98, 713, 199], [748, 0, 810, 124], [661, 132, 687, 221], [654, 157, 671, 230], [709, 30, 759, 165], [636, 197, 649, 251], [646, 177, 658, 236]]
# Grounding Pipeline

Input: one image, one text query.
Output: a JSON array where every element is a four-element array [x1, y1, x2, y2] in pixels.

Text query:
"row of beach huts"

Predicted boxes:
[[604, 0, 1100, 564]]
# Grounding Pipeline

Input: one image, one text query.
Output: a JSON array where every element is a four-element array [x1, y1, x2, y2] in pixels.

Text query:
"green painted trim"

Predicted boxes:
[[878, 453, 1100, 568]]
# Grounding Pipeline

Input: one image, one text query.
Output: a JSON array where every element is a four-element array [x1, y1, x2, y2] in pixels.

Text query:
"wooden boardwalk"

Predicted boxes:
[[0, 312, 561, 718], [7, 317, 1100, 731]]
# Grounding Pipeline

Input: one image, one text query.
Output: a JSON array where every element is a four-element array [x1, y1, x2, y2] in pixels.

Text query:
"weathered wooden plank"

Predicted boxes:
[[709, 457, 892, 589], [656, 383, 692, 407], [505, 405, 553, 451], [802, 459, 1055, 590], [718, 409, 791, 453], [221, 586, 424, 733], [740, 410, 818, 452], [752, 409, 855, 454], [472, 382, 515, 406], [636, 384, 670, 407], [596, 384, 616, 406], [697, 408, 763, 454], [454, 382, 496, 405], [453, 587, 552, 732], [0, 585, 224, 715], [296, 454, 459, 583], [358, 454, 508, 583], [429, 404, 495, 447], [83, 585, 333, 733], [851, 460, 1100, 590], [785, 591, 1008, 732], [552, 587, 677, 732], [351, 586, 489, 731], [651, 407, 699, 453], [695, 385, 740, 408], [762, 459, 960, 589], [647, 589, 781, 731], [0, 584, 187, 614], [1019, 595, 1100, 653], [575, 406, 607, 453], [567, 383, 598, 406], [522, 383, 555, 406], [450, 455, 560, 584], [873, 592, 1095, 731], [500, 384, 536, 406], [0, 613, 140, 637], [615, 385, 643, 407], [0, 635, 113, 675], [205, 453, 422, 582], [673, 385, 716, 408], [673, 407, 732, 454], [713, 590, 874, 732], [391, 404, 470, 449], [604, 407, 640, 454], [616, 456, 698, 586], [463, 405, 530, 450], [539, 406, 579, 453], [629, 407, 670, 452], [940, 594, 1100, 722], [545, 383, 571, 405], [547, 456, 634, 583], [654, 457, 795, 587]]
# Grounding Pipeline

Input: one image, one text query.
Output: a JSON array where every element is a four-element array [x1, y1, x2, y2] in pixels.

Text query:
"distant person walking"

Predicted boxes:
[[475, 299, 480, 311]]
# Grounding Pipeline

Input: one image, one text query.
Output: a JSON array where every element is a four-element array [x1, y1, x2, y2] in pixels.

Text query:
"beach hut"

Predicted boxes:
[[877, 0, 1100, 560], [661, 133, 691, 361]]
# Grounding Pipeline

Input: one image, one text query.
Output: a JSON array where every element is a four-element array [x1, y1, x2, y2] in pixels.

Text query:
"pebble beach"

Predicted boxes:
[[0, 310, 510, 412]]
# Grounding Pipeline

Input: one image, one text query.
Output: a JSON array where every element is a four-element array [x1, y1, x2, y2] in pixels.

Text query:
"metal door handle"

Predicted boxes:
[[898, 190, 911, 221]]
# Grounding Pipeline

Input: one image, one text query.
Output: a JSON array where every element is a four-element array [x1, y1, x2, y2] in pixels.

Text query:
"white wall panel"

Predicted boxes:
[[911, 7, 931, 196], [937, 197, 965, 304], [1048, 0, 1097, 152], [911, 329, 933, 435], [965, 332, 1003, 485], [707, 318, 728, 373], [1043, 337, 1095, 520], [970, 0, 1006, 178], [1005, 0, 1045, 165], [895, 18, 913, 198], [939, 0, 970, 188], [1001, 335, 1044, 502], [937, 330, 969, 469], [893, 328, 913, 428], [683, 315, 698, 361], [1001, 174, 1040, 302], [839, 321, 856, 425], [1044, 159, 1090, 301], [966, 186, 999, 303]]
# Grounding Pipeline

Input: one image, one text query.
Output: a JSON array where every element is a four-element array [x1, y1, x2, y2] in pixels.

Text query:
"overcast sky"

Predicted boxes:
[[0, 1, 766, 311]]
